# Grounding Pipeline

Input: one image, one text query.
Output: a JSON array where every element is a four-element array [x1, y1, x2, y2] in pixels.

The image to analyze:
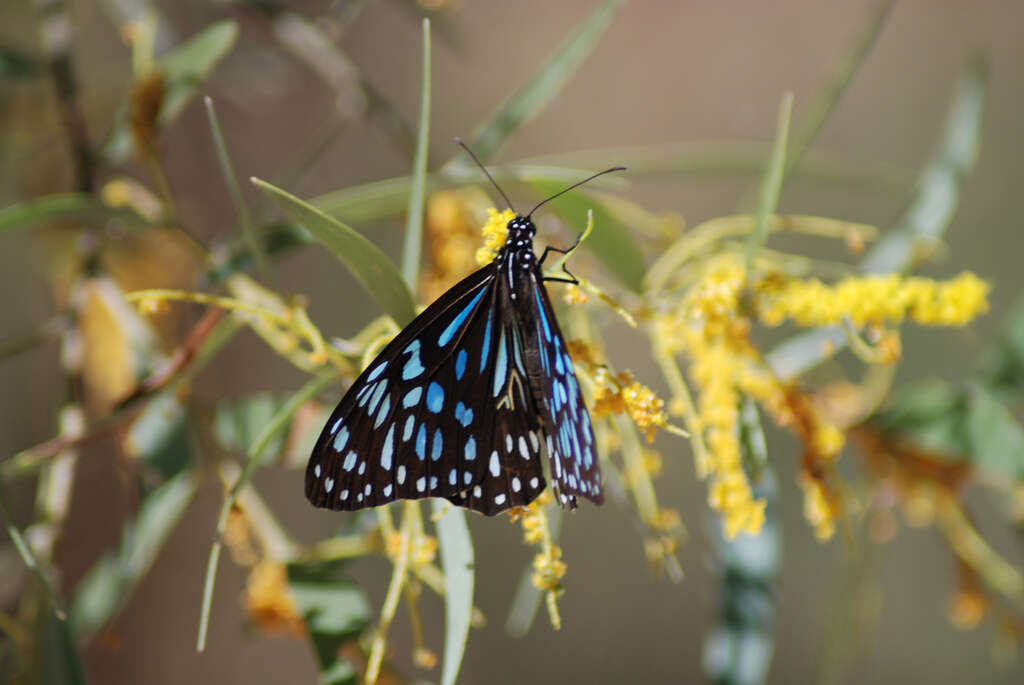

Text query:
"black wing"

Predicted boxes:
[[306, 266, 547, 515], [519, 273, 603, 507]]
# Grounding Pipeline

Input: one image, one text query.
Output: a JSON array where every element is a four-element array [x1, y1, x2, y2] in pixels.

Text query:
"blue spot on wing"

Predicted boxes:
[[480, 308, 493, 372], [426, 382, 445, 413], [439, 287, 486, 347], [534, 288, 552, 342]]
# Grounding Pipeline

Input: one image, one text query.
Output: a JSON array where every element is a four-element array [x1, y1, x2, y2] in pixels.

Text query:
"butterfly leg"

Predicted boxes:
[[538, 232, 583, 267], [539, 233, 582, 284]]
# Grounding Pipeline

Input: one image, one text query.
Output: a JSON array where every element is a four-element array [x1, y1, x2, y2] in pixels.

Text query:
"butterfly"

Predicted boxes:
[[306, 143, 624, 515]]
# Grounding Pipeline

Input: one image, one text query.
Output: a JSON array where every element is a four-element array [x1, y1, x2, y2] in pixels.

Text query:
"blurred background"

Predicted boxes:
[[1, 1, 1023, 683]]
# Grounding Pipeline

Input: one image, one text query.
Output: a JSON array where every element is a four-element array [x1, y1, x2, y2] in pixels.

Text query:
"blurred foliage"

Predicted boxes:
[[0, 2, 1017, 685]]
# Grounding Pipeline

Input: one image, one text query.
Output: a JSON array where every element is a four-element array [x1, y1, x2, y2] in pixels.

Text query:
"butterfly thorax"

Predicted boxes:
[[493, 216, 539, 300]]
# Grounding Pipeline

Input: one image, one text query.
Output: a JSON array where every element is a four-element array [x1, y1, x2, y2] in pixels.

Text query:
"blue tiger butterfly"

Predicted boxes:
[[306, 141, 624, 515]]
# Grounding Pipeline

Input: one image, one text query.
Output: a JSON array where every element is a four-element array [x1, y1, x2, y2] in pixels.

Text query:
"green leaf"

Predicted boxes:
[[528, 181, 645, 292], [0, 46, 43, 80], [965, 385, 1024, 479], [976, 294, 1024, 400], [453, 0, 626, 162], [71, 471, 198, 640], [158, 21, 239, 123], [401, 19, 432, 290], [288, 562, 371, 685], [870, 381, 970, 457], [40, 614, 85, 685], [861, 58, 987, 274], [432, 500, 474, 685], [0, 194, 149, 234], [124, 390, 191, 479], [252, 178, 417, 325], [745, 92, 792, 273], [104, 21, 239, 162], [213, 393, 287, 464]]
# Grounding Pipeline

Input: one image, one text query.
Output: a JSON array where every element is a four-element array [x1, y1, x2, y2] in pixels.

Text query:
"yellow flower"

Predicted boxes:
[[532, 546, 567, 591], [755, 271, 989, 328], [476, 207, 515, 265], [244, 561, 305, 637]]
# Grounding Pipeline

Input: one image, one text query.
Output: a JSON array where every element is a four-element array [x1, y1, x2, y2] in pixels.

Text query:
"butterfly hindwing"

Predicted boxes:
[[522, 275, 603, 507]]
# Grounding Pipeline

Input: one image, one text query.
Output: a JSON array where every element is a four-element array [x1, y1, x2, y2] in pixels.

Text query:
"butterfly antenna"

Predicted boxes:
[[454, 137, 516, 213], [526, 166, 626, 218]]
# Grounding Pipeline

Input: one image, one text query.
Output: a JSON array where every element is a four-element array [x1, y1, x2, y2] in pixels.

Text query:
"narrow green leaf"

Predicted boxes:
[[528, 181, 645, 292], [71, 471, 198, 640], [213, 393, 287, 463], [432, 500, 474, 685], [745, 92, 793, 274], [402, 19, 432, 290], [40, 613, 85, 685], [0, 479, 66, 620], [124, 390, 191, 479], [0, 194, 148, 234], [966, 385, 1024, 479], [453, 0, 626, 162], [197, 371, 336, 652], [205, 96, 266, 276], [160, 21, 239, 123], [252, 177, 417, 326], [288, 562, 371, 685], [861, 58, 987, 273]]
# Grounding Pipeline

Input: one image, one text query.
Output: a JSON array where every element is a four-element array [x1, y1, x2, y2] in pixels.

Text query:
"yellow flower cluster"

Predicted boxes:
[[756, 271, 990, 328], [421, 190, 503, 301], [244, 560, 305, 637], [386, 530, 437, 568], [663, 256, 847, 539], [512, 492, 567, 593], [476, 207, 516, 265], [592, 369, 669, 441], [532, 546, 567, 592]]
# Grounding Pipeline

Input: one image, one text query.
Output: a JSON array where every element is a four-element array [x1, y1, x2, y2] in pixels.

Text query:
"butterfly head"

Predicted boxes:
[[494, 215, 537, 266]]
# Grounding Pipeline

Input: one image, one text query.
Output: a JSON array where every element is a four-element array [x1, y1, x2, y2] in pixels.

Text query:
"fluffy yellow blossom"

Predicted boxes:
[[475, 207, 515, 265], [532, 546, 567, 591], [665, 256, 849, 540], [591, 369, 669, 440], [622, 382, 669, 441], [244, 560, 305, 637], [755, 271, 989, 328], [421, 190, 494, 300]]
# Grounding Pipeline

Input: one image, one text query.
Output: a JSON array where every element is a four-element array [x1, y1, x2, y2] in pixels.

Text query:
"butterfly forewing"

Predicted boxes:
[[306, 266, 547, 515], [522, 277, 603, 507]]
